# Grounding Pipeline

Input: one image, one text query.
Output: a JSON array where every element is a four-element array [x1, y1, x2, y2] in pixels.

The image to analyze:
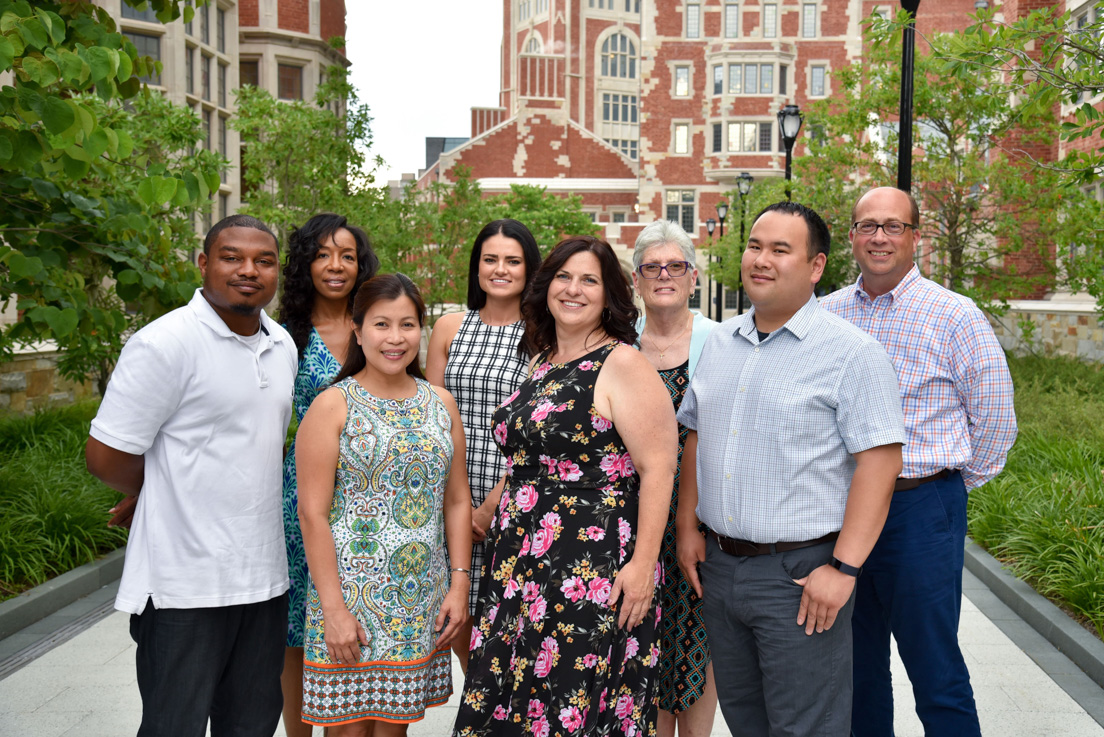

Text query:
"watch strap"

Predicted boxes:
[[830, 556, 862, 577]]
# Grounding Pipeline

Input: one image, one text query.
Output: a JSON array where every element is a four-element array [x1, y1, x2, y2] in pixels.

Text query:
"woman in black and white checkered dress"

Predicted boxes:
[[426, 219, 542, 671]]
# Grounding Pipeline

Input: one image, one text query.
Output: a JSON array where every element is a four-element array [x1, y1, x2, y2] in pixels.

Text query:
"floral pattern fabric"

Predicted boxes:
[[282, 327, 342, 647], [453, 343, 660, 737], [301, 377, 454, 726]]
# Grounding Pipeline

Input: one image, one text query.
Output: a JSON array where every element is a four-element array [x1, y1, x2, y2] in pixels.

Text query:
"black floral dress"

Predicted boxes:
[[453, 343, 660, 737]]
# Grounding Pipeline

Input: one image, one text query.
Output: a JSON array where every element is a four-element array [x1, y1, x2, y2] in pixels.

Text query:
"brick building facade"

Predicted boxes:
[[419, 0, 1094, 317]]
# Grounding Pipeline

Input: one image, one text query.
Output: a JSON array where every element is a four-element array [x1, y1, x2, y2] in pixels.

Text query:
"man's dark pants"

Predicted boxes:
[[851, 471, 981, 736], [701, 537, 855, 737], [129, 592, 288, 737]]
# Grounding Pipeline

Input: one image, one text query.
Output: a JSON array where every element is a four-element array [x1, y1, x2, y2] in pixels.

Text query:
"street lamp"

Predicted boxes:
[[777, 104, 804, 200], [705, 218, 717, 320], [898, 0, 921, 193], [734, 172, 754, 315], [715, 202, 728, 320]]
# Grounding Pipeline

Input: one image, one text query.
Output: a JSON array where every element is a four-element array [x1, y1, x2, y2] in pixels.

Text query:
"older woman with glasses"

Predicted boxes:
[[632, 220, 719, 737]]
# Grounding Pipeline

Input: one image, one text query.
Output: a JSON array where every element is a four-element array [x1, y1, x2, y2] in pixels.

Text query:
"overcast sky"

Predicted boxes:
[[346, 3, 504, 186]]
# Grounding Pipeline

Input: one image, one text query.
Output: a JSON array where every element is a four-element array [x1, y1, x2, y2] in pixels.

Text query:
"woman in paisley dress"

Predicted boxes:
[[297, 274, 472, 736], [426, 219, 541, 671], [276, 213, 379, 737], [631, 221, 719, 737], [453, 236, 678, 737]]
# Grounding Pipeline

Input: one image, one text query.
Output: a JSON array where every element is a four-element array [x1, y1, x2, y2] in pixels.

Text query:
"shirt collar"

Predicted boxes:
[[735, 294, 820, 342], [855, 263, 921, 305], [187, 288, 285, 342]]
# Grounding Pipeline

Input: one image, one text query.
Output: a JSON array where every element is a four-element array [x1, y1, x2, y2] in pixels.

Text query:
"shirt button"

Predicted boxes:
[[728, 516, 734, 522], [739, 387, 746, 392], [754, 347, 760, 353], [731, 430, 738, 436], [725, 473, 732, 480]]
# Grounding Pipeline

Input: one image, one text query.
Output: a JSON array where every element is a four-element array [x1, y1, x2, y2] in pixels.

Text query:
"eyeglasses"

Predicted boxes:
[[637, 261, 691, 279], [851, 221, 918, 237]]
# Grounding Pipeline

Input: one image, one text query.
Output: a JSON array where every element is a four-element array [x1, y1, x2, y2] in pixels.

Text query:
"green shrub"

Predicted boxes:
[[968, 355, 1104, 637], [0, 402, 126, 600]]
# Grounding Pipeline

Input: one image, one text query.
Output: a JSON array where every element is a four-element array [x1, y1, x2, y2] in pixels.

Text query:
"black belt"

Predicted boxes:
[[894, 469, 951, 492], [711, 530, 839, 557]]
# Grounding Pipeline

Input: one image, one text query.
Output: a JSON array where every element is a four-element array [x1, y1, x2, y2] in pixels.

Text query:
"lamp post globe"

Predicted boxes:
[[778, 105, 804, 200], [735, 172, 754, 315]]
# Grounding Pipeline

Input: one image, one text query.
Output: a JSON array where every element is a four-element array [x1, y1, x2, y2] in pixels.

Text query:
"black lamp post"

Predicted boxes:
[[734, 172, 754, 315], [777, 105, 804, 200], [705, 218, 717, 320], [898, 0, 920, 193], [715, 201, 728, 319]]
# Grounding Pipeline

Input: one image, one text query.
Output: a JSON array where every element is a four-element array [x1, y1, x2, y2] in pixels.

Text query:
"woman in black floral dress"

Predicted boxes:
[[453, 237, 678, 737]]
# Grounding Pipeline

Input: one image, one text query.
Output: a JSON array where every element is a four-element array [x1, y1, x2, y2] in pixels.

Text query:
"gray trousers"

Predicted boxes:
[[700, 537, 855, 737]]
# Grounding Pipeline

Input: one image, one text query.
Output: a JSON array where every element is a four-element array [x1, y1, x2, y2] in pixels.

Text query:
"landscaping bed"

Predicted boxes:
[[968, 354, 1104, 639], [0, 403, 126, 602]]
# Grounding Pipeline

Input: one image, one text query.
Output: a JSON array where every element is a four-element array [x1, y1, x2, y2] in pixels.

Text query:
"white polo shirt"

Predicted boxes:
[[91, 289, 298, 614]]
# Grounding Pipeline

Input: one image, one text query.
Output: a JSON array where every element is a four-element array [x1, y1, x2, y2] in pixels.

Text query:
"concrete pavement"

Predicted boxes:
[[1, 567, 1102, 736]]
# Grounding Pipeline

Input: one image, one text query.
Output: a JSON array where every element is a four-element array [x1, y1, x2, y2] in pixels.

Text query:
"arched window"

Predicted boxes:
[[526, 36, 542, 53], [601, 33, 636, 78]]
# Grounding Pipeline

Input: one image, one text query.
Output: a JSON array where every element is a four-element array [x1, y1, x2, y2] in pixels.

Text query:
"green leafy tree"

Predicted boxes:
[[1, 0, 223, 393], [708, 16, 1104, 313]]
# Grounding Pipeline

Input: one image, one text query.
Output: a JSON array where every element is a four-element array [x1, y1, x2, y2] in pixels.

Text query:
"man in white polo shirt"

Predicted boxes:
[[86, 214, 297, 737]]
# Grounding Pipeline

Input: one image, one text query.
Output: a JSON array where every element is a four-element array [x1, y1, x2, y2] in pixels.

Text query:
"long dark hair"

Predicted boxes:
[[333, 273, 427, 384], [278, 213, 380, 359], [466, 219, 542, 310], [520, 236, 638, 358]]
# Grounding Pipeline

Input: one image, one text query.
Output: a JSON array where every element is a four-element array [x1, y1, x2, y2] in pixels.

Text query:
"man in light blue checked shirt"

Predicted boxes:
[[675, 201, 905, 737], [822, 186, 1017, 737]]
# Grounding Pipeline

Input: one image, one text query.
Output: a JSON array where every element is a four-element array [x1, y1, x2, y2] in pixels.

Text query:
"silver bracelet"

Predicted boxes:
[[450, 567, 471, 575]]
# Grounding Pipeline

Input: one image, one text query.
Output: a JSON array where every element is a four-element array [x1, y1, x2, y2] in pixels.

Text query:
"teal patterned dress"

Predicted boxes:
[[301, 377, 454, 727], [282, 328, 342, 647]]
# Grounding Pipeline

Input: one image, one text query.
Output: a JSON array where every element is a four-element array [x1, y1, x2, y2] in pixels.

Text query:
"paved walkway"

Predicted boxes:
[[1, 568, 1101, 736]]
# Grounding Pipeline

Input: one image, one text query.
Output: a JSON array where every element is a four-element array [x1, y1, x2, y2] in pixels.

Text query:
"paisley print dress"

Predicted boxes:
[[453, 343, 660, 737], [301, 377, 454, 726], [282, 328, 342, 647]]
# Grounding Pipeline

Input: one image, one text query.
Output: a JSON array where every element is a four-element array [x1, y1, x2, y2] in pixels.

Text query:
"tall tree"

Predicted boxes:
[[0, 0, 223, 392]]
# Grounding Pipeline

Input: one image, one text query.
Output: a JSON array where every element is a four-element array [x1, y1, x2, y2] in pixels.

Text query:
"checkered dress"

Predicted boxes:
[[442, 310, 527, 615]]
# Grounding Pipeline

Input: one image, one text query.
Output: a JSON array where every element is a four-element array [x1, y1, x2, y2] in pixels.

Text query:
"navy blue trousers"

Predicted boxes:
[[129, 592, 287, 737], [850, 472, 981, 737]]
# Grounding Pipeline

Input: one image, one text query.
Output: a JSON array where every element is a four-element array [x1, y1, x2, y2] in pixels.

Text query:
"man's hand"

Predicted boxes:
[[794, 564, 856, 635], [108, 495, 139, 529], [676, 526, 706, 598]]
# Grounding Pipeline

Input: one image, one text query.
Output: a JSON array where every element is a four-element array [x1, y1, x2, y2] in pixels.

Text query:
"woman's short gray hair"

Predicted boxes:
[[632, 220, 697, 269]]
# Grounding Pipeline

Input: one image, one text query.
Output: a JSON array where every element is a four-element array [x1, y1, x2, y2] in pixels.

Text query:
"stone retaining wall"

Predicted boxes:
[[989, 300, 1103, 363], [0, 345, 97, 414]]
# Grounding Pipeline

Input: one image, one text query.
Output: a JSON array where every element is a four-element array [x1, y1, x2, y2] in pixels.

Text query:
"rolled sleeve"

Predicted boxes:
[[90, 337, 184, 455]]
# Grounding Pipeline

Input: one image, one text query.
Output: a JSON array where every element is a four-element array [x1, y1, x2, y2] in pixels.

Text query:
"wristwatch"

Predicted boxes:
[[829, 556, 862, 577]]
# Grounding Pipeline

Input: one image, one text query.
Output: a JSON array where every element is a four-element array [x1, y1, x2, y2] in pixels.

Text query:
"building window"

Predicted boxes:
[[219, 193, 228, 221], [666, 190, 695, 233], [612, 211, 627, 223], [712, 123, 722, 152], [727, 121, 772, 152], [728, 64, 742, 94], [624, 0, 640, 11], [217, 8, 226, 52], [121, 2, 158, 22], [603, 93, 638, 124], [713, 65, 723, 95], [538, 0, 549, 12], [219, 115, 227, 157], [203, 109, 212, 150], [240, 60, 259, 88], [674, 123, 690, 154], [185, 15, 192, 36], [686, 3, 701, 39], [780, 64, 788, 95], [802, 3, 818, 37], [762, 3, 777, 38], [201, 54, 210, 100], [185, 46, 194, 94], [725, 2, 739, 38], [810, 65, 826, 97], [674, 66, 690, 97], [199, 2, 209, 44], [688, 285, 701, 309], [124, 32, 161, 85], [526, 37, 541, 53], [760, 64, 773, 94], [602, 33, 636, 78], [519, 0, 531, 22], [218, 63, 227, 107], [725, 289, 741, 309], [278, 64, 303, 100], [728, 63, 776, 95]]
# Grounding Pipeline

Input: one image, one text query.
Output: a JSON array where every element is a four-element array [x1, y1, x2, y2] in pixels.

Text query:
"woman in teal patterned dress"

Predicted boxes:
[[297, 274, 472, 736], [277, 213, 379, 737]]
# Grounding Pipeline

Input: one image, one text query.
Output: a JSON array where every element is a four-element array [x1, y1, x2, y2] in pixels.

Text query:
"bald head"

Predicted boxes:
[[851, 187, 919, 227]]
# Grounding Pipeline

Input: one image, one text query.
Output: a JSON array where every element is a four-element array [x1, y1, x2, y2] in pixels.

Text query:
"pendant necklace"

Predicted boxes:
[[646, 313, 691, 359]]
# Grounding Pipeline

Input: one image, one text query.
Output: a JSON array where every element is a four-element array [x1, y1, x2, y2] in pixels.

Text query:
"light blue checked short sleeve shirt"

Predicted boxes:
[[676, 295, 906, 543]]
